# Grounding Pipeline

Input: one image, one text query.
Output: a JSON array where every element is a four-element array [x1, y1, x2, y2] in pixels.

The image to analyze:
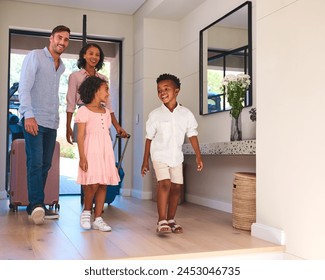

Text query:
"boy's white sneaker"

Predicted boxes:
[[92, 217, 112, 232], [80, 210, 91, 229]]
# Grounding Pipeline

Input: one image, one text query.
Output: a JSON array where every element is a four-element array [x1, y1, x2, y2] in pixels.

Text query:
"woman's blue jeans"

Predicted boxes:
[[22, 119, 57, 214]]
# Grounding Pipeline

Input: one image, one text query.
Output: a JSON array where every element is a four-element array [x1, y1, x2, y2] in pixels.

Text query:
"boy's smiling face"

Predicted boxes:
[[157, 79, 179, 107]]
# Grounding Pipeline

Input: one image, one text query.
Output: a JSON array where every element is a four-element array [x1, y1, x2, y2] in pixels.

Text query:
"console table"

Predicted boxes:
[[182, 140, 256, 155]]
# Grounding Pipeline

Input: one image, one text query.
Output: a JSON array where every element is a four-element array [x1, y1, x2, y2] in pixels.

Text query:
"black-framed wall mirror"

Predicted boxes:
[[199, 1, 252, 115]]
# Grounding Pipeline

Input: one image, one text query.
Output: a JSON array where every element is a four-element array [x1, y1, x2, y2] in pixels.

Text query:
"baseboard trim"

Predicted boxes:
[[251, 223, 285, 245], [120, 188, 131, 197], [131, 189, 152, 200], [185, 194, 232, 213], [125, 191, 233, 213]]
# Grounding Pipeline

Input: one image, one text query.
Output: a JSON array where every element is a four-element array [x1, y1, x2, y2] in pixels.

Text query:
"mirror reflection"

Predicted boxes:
[[199, 1, 252, 115]]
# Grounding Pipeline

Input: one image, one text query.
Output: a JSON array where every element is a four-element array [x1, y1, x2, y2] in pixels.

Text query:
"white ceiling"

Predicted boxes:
[[12, 0, 207, 20], [13, 0, 148, 15]]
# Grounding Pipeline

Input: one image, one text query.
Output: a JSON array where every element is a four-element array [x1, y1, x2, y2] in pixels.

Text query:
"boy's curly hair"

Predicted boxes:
[[156, 73, 181, 89], [79, 76, 107, 104]]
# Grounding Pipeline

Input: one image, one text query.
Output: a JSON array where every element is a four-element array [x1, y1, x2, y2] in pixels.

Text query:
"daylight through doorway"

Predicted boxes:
[[7, 29, 123, 195]]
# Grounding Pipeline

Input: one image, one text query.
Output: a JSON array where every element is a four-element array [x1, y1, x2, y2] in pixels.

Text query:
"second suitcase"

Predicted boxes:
[[80, 134, 131, 205], [8, 139, 60, 212]]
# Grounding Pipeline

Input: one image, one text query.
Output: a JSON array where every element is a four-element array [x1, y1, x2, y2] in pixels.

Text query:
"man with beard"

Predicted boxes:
[[18, 25, 70, 225]]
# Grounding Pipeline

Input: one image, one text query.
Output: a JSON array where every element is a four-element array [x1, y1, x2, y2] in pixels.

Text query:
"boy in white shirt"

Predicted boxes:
[[141, 73, 203, 234]]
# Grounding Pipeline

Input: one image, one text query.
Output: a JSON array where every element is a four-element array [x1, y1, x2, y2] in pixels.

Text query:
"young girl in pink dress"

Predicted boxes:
[[75, 76, 120, 231]]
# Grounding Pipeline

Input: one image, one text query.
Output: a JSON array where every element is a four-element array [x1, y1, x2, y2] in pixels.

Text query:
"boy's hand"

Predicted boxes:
[[141, 162, 150, 176], [196, 158, 203, 171]]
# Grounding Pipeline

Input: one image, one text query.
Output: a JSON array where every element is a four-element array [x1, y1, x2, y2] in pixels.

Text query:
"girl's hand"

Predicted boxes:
[[79, 157, 88, 172]]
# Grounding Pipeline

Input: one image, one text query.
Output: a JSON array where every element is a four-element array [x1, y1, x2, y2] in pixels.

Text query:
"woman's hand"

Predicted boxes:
[[117, 126, 128, 138], [66, 125, 73, 144]]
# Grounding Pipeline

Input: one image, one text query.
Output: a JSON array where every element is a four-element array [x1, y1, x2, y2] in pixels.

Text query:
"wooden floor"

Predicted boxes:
[[0, 195, 283, 260]]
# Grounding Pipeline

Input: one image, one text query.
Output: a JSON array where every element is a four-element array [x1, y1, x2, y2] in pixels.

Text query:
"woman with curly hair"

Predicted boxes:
[[66, 43, 127, 144]]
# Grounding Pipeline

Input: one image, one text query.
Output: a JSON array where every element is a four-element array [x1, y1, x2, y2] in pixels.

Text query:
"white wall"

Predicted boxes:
[[132, 1, 181, 199], [0, 0, 134, 198], [176, 0, 257, 213], [256, 0, 325, 259], [132, 0, 256, 208]]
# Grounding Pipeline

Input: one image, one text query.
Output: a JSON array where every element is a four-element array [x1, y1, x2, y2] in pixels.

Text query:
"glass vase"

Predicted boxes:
[[230, 114, 242, 141]]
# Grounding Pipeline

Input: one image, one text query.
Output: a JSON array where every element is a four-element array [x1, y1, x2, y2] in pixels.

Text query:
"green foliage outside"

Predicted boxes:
[[60, 145, 75, 159], [9, 53, 111, 159], [207, 69, 223, 94], [10, 54, 110, 112]]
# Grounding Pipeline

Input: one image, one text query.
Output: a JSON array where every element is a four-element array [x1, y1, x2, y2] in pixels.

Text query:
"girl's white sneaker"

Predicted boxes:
[[92, 217, 112, 232], [80, 210, 91, 229]]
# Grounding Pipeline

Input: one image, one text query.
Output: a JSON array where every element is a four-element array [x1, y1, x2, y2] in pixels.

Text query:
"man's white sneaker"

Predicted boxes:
[[31, 206, 45, 225], [80, 210, 91, 229], [92, 217, 112, 232]]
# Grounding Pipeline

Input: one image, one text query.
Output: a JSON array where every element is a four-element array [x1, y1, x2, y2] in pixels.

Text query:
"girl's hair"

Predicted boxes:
[[79, 76, 107, 104], [156, 73, 181, 89], [77, 43, 105, 71]]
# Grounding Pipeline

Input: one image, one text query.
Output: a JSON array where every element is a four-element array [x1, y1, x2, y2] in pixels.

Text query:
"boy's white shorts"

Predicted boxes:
[[152, 161, 183, 184]]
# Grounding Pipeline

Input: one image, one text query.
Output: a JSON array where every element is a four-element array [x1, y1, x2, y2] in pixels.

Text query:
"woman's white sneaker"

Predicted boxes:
[[92, 217, 112, 232], [80, 210, 91, 229]]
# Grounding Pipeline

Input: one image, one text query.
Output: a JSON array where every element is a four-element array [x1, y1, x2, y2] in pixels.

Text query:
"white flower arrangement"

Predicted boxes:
[[221, 73, 251, 119]]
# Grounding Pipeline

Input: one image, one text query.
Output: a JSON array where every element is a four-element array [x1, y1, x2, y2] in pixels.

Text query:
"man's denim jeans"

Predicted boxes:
[[22, 119, 57, 214]]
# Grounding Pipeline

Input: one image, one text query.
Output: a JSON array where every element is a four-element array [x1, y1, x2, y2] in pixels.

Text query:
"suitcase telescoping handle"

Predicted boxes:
[[113, 133, 131, 169]]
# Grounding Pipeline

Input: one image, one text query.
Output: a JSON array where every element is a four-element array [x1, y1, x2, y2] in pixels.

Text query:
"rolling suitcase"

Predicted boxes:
[[80, 134, 131, 205], [105, 134, 131, 204], [8, 139, 60, 212]]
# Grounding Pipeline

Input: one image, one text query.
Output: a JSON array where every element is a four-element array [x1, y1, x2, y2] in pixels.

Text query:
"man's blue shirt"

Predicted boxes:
[[18, 47, 65, 129]]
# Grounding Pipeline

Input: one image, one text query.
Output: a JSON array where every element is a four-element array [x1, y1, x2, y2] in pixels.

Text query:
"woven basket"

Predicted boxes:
[[232, 172, 256, 230]]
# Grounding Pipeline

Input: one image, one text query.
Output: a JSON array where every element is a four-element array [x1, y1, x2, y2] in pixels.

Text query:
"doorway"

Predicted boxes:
[[7, 29, 123, 195]]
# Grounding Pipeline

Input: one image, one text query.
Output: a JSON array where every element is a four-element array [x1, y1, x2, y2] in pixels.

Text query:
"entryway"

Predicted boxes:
[[7, 29, 123, 196]]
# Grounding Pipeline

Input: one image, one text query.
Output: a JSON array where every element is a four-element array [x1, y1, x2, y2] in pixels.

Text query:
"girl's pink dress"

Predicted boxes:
[[74, 106, 120, 185]]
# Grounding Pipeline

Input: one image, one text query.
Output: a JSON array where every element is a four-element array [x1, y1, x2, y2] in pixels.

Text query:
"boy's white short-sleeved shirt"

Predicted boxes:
[[146, 103, 198, 167]]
